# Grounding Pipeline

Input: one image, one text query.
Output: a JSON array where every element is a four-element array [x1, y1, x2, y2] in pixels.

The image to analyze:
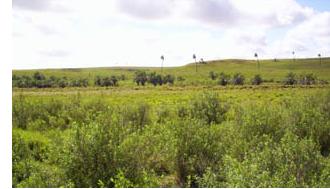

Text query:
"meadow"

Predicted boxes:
[[12, 58, 330, 187]]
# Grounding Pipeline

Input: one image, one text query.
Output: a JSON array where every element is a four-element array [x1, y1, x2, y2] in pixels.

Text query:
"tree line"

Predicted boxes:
[[12, 71, 328, 88]]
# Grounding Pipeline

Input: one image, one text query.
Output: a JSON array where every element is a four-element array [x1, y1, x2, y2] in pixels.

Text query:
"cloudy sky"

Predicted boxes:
[[13, 0, 330, 69]]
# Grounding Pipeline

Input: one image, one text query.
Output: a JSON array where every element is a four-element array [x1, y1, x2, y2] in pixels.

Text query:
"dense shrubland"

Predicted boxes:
[[12, 90, 330, 187], [12, 70, 329, 88]]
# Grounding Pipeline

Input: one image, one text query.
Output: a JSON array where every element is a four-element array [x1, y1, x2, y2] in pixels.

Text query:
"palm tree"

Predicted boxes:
[[254, 53, 260, 70], [160, 55, 164, 73], [292, 51, 295, 63], [193, 54, 197, 72], [318, 53, 321, 65]]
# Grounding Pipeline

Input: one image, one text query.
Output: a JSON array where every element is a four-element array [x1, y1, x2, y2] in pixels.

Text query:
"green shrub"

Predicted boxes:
[[232, 73, 245, 85], [251, 74, 263, 85], [134, 71, 148, 86], [299, 73, 317, 85], [64, 122, 118, 187], [218, 72, 231, 86], [190, 92, 229, 125], [94, 76, 118, 87], [177, 76, 185, 82], [163, 74, 175, 85], [33, 72, 46, 80], [284, 72, 297, 85]]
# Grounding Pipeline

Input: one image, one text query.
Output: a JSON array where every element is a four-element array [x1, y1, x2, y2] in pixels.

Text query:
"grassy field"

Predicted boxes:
[[12, 58, 330, 188]]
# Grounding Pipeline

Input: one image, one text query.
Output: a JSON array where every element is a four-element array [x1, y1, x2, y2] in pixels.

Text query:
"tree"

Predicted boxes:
[[218, 72, 231, 86], [232, 73, 245, 85], [160, 55, 164, 73], [134, 71, 147, 86], [33, 72, 46, 80], [283, 72, 297, 85], [254, 53, 260, 70], [193, 54, 197, 72], [251, 74, 263, 85], [163, 74, 175, 85], [292, 51, 295, 63], [318, 53, 322, 65]]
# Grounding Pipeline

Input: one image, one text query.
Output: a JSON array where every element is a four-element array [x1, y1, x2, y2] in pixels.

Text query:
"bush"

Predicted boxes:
[[251, 74, 263, 85], [209, 71, 217, 80], [163, 74, 175, 85], [33, 72, 46, 80], [120, 102, 151, 131], [120, 74, 126, 80], [94, 76, 118, 87], [190, 92, 229, 125], [218, 72, 231, 86], [134, 71, 148, 86], [284, 72, 297, 85], [12, 74, 90, 88], [232, 73, 245, 85], [64, 122, 118, 187], [299, 73, 317, 85], [177, 76, 185, 82], [70, 78, 89, 87]]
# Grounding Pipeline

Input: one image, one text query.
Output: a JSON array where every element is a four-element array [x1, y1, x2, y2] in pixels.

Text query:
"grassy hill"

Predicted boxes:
[[13, 57, 330, 87]]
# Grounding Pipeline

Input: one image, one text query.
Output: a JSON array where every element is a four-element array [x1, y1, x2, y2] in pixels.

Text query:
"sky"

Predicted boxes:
[[12, 0, 330, 69]]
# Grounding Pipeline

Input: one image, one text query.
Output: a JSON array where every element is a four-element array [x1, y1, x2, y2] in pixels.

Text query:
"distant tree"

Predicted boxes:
[[110, 76, 118, 86], [292, 51, 295, 63], [318, 53, 322, 65], [218, 72, 231, 86], [148, 72, 158, 86], [254, 53, 260, 70], [299, 73, 317, 85], [232, 73, 245, 85], [251, 74, 263, 85], [95, 76, 102, 86], [163, 74, 175, 85], [200, 58, 206, 64], [284, 72, 297, 85], [193, 54, 197, 72], [134, 71, 147, 86], [33, 72, 46, 80], [160, 55, 164, 73]]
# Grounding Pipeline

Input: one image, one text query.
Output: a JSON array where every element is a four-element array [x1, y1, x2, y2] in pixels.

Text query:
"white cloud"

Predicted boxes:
[[270, 12, 330, 58], [12, 0, 69, 12], [12, 0, 329, 69]]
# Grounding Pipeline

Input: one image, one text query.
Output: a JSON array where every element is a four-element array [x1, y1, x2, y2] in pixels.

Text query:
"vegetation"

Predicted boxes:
[[12, 58, 330, 187], [251, 74, 263, 85]]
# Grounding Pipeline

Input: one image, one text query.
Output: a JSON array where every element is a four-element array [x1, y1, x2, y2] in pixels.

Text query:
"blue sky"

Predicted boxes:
[[13, 0, 330, 69], [299, 0, 330, 11]]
